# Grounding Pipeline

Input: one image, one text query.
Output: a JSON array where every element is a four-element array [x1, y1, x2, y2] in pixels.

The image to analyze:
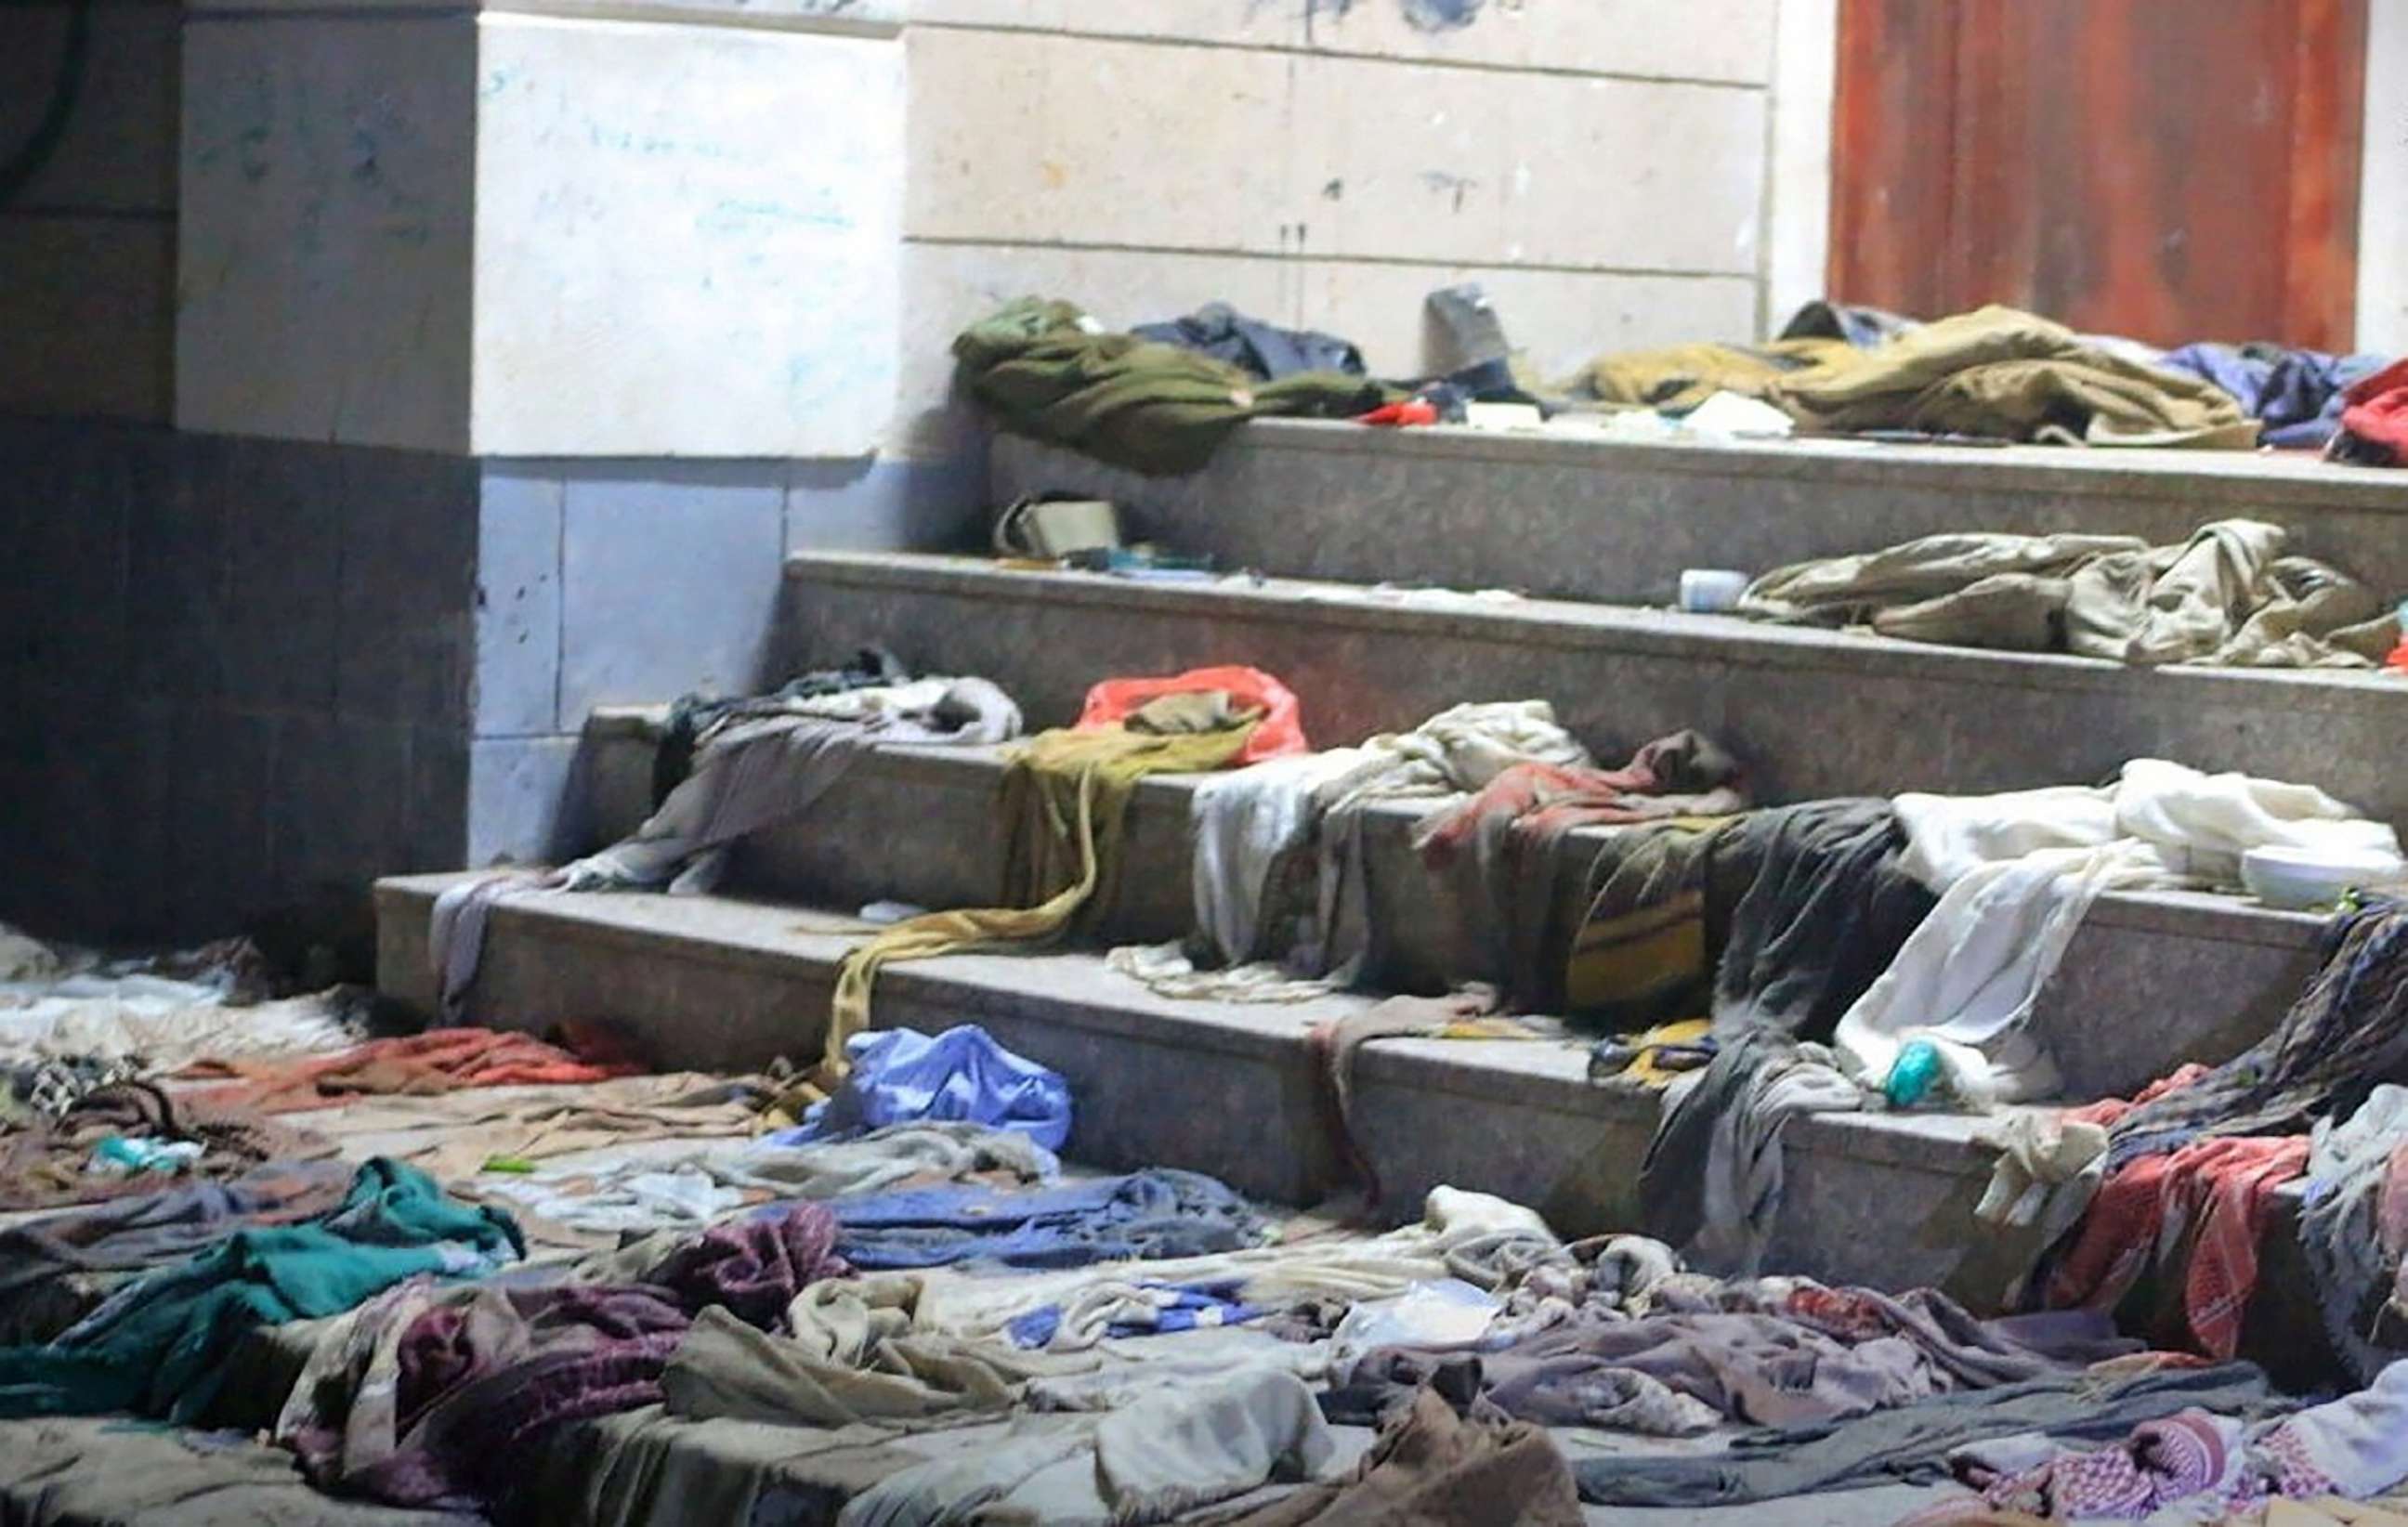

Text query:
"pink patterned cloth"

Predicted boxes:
[[1977, 1408, 2258, 1520]]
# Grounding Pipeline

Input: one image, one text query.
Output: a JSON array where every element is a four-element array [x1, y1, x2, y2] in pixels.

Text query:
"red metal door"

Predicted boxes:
[[1829, 0, 2366, 349]]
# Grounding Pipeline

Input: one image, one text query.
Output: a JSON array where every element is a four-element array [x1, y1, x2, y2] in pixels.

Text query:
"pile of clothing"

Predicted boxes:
[[1568, 305, 2258, 448], [1735, 519, 2398, 669], [954, 298, 1393, 476], [2026, 899, 2408, 1363], [428, 657, 1023, 1017], [824, 665, 1304, 1100]]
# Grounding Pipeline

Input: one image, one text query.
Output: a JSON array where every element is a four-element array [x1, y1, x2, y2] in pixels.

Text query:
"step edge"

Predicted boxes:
[[780, 552, 2405, 711]]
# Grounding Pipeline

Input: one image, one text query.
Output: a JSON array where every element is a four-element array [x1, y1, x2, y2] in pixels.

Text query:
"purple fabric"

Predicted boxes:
[[293, 1203, 849, 1510]]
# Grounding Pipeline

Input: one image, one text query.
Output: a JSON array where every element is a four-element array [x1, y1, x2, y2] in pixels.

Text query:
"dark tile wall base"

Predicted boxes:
[[0, 416, 986, 945]]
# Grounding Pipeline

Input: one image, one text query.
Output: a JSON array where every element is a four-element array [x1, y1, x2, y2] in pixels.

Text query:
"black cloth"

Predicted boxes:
[[1132, 302, 1366, 381], [1778, 299, 1922, 350], [1708, 798, 1936, 1042], [652, 647, 906, 803], [1572, 1361, 2282, 1507], [2105, 897, 2408, 1170]]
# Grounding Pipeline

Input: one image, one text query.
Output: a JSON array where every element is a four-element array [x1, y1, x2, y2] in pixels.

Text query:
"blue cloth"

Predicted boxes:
[[1005, 1280, 1263, 1349], [2159, 342, 2389, 449], [831, 1168, 1262, 1272], [772, 1025, 1072, 1152]]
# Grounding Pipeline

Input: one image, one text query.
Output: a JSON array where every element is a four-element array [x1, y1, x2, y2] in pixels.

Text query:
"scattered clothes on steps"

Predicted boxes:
[[2300, 1086, 2408, 1382], [1115, 699, 1596, 1005], [651, 645, 907, 802], [1571, 1360, 2284, 1507], [953, 297, 1393, 476], [0, 1078, 337, 1211], [0, 1157, 357, 1344], [1565, 818, 1731, 1032], [1556, 335, 1852, 412], [1202, 1383, 1585, 1527], [1305, 986, 1535, 1208], [1765, 306, 2258, 448], [1132, 302, 1367, 382], [1639, 1028, 1860, 1276], [2158, 343, 2393, 450], [823, 684, 1273, 1096], [1709, 797, 1938, 1043], [832, 1366, 1331, 1527], [2040, 1133, 2310, 1360], [771, 1024, 1071, 1153], [0, 1158, 521, 1422], [1935, 1359, 2408, 1521], [2332, 359, 2408, 467], [1567, 797, 1933, 1058], [829, 1168, 1263, 1272], [276, 1202, 848, 1508], [1412, 731, 1748, 1011], [426, 673, 1023, 1016], [563, 675, 1023, 897], [1972, 1109, 2115, 1259], [1836, 761, 2401, 1105], [1737, 519, 2398, 668], [1077, 665, 1309, 767], [1183, 748, 1387, 979], [2096, 898, 2408, 1171]]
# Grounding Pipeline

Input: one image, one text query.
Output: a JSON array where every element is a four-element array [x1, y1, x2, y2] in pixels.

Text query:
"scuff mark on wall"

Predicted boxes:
[[1419, 168, 1476, 213], [1400, 0, 1483, 32]]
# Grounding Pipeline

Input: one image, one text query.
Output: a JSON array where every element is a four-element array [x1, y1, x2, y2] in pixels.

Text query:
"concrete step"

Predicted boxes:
[[572, 721, 2328, 1103], [375, 870, 2018, 1299], [371, 871, 2336, 1386], [990, 419, 2408, 606], [778, 549, 2408, 830]]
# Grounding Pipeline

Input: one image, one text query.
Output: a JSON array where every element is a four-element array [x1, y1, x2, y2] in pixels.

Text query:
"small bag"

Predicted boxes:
[[991, 496, 1121, 560]]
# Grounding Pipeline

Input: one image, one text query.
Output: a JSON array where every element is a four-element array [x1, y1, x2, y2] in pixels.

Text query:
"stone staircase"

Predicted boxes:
[[376, 421, 2408, 1375]]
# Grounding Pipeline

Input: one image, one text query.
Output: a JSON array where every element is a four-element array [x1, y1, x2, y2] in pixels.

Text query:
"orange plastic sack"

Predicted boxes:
[[1076, 665, 1309, 765]]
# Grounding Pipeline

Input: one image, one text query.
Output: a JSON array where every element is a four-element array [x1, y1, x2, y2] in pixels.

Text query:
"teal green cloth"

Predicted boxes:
[[0, 1158, 521, 1421], [954, 297, 1393, 476]]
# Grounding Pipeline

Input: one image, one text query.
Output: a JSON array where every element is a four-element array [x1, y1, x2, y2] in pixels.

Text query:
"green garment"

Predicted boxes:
[[1555, 337, 1850, 411], [812, 719, 1261, 1105], [0, 1158, 521, 1422], [953, 298, 1393, 476], [1769, 305, 2259, 448]]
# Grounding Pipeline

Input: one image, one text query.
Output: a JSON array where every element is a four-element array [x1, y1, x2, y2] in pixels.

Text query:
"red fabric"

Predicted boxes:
[[1416, 753, 1743, 865], [183, 1027, 648, 1114], [2062, 1063, 2212, 1129], [1355, 398, 1438, 426], [2044, 1134, 2308, 1360], [1075, 665, 1308, 765], [2336, 357, 2408, 463]]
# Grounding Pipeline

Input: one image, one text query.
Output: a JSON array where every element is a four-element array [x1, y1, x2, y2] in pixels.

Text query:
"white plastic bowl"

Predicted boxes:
[[2241, 844, 2407, 909]]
